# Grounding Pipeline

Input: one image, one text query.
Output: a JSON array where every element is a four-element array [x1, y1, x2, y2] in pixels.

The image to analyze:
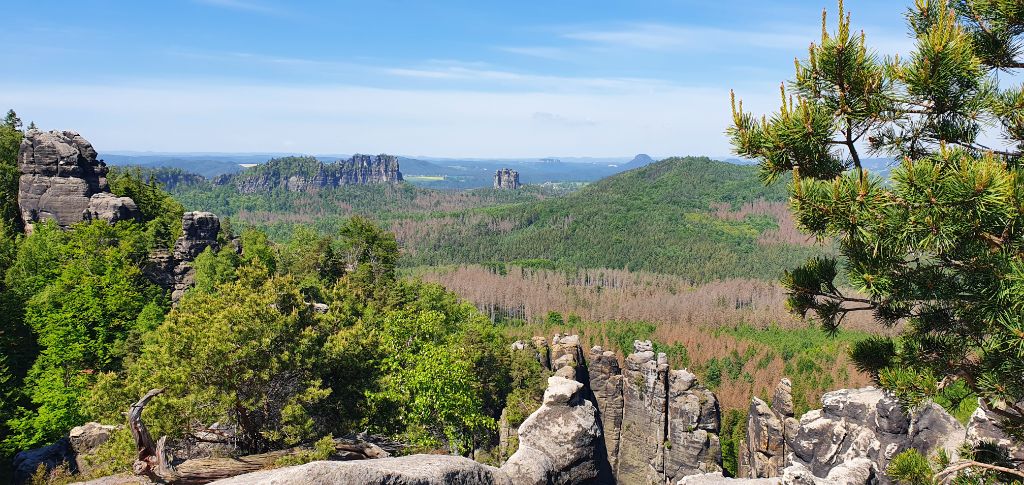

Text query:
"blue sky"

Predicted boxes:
[[0, 0, 914, 157]]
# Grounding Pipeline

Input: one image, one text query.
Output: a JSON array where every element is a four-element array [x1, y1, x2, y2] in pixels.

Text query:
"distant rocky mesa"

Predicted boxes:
[[17, 130, 140, 230], [218, 154, 402, 193], [493, 168, 521, 189]]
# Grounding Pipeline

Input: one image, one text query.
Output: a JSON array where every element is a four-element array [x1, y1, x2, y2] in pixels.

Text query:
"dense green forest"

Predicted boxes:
[[395, 157, 822, 281], [160, 156, 825, 283]]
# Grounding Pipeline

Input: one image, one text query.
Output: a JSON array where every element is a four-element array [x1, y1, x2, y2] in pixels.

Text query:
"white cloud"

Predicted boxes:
[[0, 81, 779, 158]]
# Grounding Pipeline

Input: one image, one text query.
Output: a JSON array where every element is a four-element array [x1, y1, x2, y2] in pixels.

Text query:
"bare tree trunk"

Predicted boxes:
[[125, 389, 393, 484], [129, 389, 180, 483]]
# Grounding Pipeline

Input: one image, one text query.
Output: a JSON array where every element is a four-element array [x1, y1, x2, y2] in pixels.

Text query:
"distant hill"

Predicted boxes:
[[397, 157, 449, 175], [398, 156, 825, 282], [100, 153, 261, 178], [620, 153, 655, 170]]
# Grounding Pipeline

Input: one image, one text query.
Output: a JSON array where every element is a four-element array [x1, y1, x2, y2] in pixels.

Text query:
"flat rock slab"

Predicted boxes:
[[209, 455, 511, 485]]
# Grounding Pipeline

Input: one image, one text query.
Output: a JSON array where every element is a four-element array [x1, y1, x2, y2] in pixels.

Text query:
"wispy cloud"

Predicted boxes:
[[563, 23, 811, 52], [498, 46, 572, 60], [193, 0, 281, 15], [562, 22, 914, 57], [169, 50, 678, 93]]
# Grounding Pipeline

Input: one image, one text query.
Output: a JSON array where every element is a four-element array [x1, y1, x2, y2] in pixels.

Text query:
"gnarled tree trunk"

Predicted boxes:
[[124, 389, 392, 484]]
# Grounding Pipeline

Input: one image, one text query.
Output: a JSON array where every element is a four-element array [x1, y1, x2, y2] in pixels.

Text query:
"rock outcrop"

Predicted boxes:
[[731, 383, 968, 485], [502, 376, 603, 484], [221, 154, 402, 193], [210, 455, 510, 485], [588, 346, 624, 474], [738, 379, 798, 479], [617, 341, 670, 484], [966, 403, 1024, 463], [550, 334, 584, 379], [143, 211, 222, 302], [789, 387, 964, 484], [679, 458, 876, 485], [12, 422, 115, 484], [614, 340, 722, 485], [493, 168, 520, 189], [17, 130, 140, 229]]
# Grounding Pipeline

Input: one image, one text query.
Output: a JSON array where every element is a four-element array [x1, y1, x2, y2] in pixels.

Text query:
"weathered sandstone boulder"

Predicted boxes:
[[788, 387, 964, 484], [17, 130, 140, 229], [210, 455, 510, 485], [678, 458, 876, 485], [665, 368, 722, 480], [12, 422, 115, 484], [550, 334, 584, 373], [502, 376, 602, 484], [740, 379, 798, 479], [173, 211, 220, 260]]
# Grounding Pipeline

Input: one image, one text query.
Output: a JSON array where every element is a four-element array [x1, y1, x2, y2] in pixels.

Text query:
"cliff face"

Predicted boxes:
[[143, 211, 224, 303], [221, 154, 402, 193], [17, 130, 140, 229], [507, 337, 723, 485], [493, 168, 520, 189]]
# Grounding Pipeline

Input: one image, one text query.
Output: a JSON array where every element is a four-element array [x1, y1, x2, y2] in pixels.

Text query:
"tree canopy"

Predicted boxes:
[[730, 0, 1024, 442]]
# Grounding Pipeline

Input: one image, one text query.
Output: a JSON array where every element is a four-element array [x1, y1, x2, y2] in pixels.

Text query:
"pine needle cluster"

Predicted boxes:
[[730, 0, 1024, 438]]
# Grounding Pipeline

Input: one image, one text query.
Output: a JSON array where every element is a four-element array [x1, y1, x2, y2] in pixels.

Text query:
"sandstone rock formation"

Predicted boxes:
[[738, 379, 798, 479], [550, 334, 584, 379], [616, 340, 722, 484], [17, 130, 140, 229], [588, 346, 624, 474], [12, 422, 116, 484], [616, 341, 667, 483], [222, 154, 402, 193], [502, 376, 603, 484], [790, 387, 964, 484], [679, 458, 876, 485], [143, 211, 222, 302], [732, 383, 970, 485], [967, 403, 1024, 463], [493, 168, 520, 189]]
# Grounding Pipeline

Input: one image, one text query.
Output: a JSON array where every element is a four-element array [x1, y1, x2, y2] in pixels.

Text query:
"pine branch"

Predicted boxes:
[[933, 459, 1024, 484]]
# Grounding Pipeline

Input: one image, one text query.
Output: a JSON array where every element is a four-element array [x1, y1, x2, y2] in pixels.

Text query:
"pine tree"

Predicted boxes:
[[2, 110, 21, 131], [729, 0, 1024, 444]]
